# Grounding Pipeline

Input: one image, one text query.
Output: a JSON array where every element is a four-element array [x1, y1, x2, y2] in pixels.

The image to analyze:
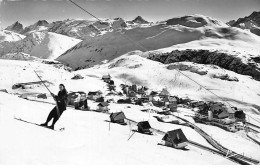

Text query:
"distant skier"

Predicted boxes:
[[40, 84, 68, 129]]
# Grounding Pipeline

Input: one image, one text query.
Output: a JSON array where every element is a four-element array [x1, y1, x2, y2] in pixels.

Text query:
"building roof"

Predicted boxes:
[[97, 102, 109, 107], [162, 129, 187, 144], [110, 112, 126, 121], [150, 91, 158, 96], [159, 88, 170, 96], [88, 91, 102, 95], [102, 74, 111, 79], [162, 96, 177, 102], [137, 121, 151, 129]]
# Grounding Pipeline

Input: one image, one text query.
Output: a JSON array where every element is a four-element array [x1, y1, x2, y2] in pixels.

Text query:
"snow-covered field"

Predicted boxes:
[[0, 58, 259, 165], [0, 92, 234, 165]]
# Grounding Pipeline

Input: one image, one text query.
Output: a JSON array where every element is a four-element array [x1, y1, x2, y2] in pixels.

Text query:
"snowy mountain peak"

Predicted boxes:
[[8, 31, 81, 60], [166, 14, 227, 28], [132, 16, 149, 24], [35, 20, 49, 27], [5, 21, 24, 33], [227, 11, 260, 36], [21, 20, 49, 35], [111, 18, 127, 29]]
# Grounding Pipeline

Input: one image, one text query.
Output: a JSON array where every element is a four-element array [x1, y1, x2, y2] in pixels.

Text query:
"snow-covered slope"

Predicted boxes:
[[48, 18, 130, 39], [7, 31, 81, 60], [165, 14, 227, 27], [0, 30, 25, 56], [21, 20, 49, 35], [0, 58, 259, 164], [143, 27, 260, 81], [0, 92, 235, 165], [56, 14, 260, 70], [77, 53, 260, 115]]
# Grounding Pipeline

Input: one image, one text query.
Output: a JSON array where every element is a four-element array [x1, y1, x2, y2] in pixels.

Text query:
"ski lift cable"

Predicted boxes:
[[20, 56, 60, 117], [67, 0, 259, 124], [68, 0, 226, 103]]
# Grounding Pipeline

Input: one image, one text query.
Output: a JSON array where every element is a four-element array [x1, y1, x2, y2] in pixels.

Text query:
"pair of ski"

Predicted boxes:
[[14, 118, 65, 132]]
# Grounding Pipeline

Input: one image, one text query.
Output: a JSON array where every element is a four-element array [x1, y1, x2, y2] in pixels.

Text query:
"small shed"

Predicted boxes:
[[97, 102, 109, 112], [137, 121, 152, 134], [162, 129, 188, 149]]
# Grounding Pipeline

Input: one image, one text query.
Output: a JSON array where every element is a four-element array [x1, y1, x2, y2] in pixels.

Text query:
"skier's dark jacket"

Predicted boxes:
[[54, 89, 68, 112]]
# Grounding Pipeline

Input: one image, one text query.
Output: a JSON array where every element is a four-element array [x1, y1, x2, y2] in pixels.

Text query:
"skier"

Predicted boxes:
[[40, 84, 68, 129]]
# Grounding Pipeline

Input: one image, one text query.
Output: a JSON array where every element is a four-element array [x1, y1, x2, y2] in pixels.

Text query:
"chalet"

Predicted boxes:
[[159, 88, 170, 97], [149, 91, 158, 101], [128, 90, 137, 98], [137, 121, 152, 134], [110, 112, 126, 124], [137, 86, 148, 94], [67, 91, 86, 105], [97, 102, 109, 112], [210, 104, 229, 119], [162, 129, 188, 149], [131, 84, 138, 92], [88, 91, 102, 101], [152, 99, 165, 107], [162, 96, 177, 104]]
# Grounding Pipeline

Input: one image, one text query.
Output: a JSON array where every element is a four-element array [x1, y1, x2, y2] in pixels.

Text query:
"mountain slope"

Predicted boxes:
[[5, 21, 24, 34], [55, 14, 260, 70], [144, 27, 260, 81], [21, 20, 49, 34], [0, 30, 25, 56], [9, 31, 81, 59], [79, 53, 260, 114], [227, 11, 260, 36]]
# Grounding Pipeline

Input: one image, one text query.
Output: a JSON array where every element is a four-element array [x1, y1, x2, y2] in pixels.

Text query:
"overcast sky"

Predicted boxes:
[[0, 0, 259, 28]]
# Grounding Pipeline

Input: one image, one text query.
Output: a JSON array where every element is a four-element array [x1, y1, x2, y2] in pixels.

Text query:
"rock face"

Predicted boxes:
[[227, 11, 260, 36], [5, 21, 24, 34], [147, 49, 260, 81]]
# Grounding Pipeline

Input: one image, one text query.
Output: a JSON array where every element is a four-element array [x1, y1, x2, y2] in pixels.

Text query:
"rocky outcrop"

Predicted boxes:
[[147, 49, 260, 81], [5, 21, 24, 33]]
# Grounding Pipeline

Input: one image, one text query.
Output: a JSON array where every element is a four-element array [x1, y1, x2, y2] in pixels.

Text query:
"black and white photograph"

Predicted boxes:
[[0, 0, 260, 165]]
